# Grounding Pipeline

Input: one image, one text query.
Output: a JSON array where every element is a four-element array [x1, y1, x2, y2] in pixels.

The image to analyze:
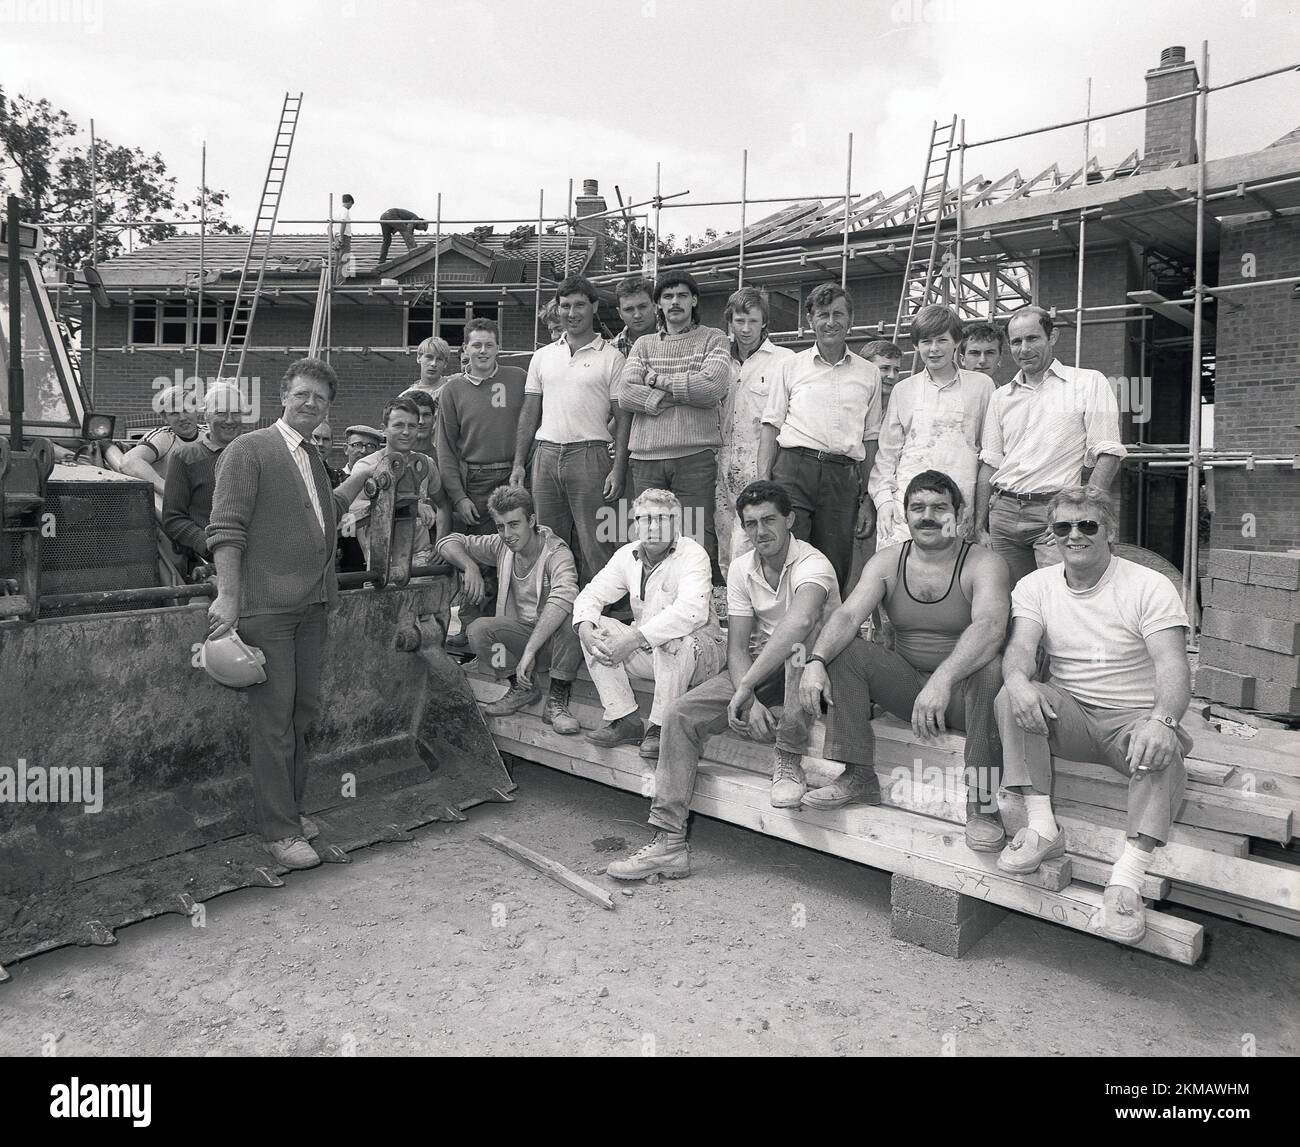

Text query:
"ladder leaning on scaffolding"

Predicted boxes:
[[892, 116, 958, 359], [216, 92, 303, 382]]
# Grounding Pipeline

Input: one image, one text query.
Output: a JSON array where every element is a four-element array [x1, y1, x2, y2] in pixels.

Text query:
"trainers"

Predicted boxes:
[[264, 836, 320, 870], [543, 681, 580, 735], [801, 764, 881, 810], [586, 713, 644, 748], [964, 802, 1006, 853], [483, 679, 541, 717], [639, 724, 662, 759], [996, 826, 1065, 874], [606, 831, 690, 881], [300, 815, 320, 842], [770, 749, 807, 808], [1099, 884, 1146, 945]]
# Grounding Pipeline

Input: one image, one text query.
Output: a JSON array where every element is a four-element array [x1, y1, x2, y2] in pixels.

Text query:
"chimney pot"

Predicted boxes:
[[583, 179, 599, 197], [1159, 45, 1186, 68]]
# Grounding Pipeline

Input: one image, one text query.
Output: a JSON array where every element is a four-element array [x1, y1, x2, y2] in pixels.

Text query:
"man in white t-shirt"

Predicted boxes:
[[606, 480, 840, 881], [994, 486, 1193, 946]]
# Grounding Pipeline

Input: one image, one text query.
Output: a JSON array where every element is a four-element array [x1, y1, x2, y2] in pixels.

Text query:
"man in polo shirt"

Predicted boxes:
[[994, 486, 1192, 944], [758, 281, 882, 593], [868, 304, 995, 547], [618, 271, 732, 584], [959, 321, 1004, 379], [121, 383, 205, 497], [612, 276, 658, 358], [511, 275, 630, 584], [717, 286, 794, 570], [573, 488, 727, 759], [606, 480, 840, 881], [973, 305, 1126, 585]]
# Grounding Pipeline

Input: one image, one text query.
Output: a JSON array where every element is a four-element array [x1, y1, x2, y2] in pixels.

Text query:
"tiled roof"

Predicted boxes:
[[95, 231, 595, 285]]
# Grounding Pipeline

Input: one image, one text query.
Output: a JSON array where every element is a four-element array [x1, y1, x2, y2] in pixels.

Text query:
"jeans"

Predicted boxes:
[[650, 660, 813, 836], [987, 493, 1063, 586], [532, 441, 615, 584], [630, 450, 721, 584], [239, 603, 328, 842], [456, 462, 513, 625], [772, 447, 859, 592], [467, 614, 583, 682]]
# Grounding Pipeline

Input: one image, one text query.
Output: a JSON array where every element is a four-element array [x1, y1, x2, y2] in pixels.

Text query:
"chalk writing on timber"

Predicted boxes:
[[953, 871, 992, 899]]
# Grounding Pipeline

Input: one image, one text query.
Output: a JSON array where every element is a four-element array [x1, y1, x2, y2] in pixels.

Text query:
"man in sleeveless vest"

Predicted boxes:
[[797, 469, 1012, 852]]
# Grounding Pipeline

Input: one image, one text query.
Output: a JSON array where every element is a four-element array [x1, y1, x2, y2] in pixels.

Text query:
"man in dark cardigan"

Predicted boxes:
[[206, 359, 370, 869]]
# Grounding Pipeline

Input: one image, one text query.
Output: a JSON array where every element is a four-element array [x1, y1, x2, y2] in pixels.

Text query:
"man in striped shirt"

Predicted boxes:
[[619, 271, 732, 584]]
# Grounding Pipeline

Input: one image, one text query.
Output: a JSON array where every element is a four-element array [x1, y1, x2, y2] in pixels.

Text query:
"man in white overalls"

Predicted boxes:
[[868, 304, 994, 547]]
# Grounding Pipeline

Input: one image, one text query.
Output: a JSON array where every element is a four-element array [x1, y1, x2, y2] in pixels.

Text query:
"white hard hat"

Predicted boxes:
[[202, 630, 268, 688]]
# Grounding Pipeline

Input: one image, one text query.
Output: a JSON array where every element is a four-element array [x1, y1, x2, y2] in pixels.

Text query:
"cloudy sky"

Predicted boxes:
[[3, 0, 1298, 244]]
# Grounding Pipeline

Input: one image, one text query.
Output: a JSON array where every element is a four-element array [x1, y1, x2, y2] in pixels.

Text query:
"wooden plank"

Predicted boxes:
[[1165, 886, 1300, 938], [1069, 855, 1169, 902], [491, 723, 1200, 964], [476, 832, 615, 910]]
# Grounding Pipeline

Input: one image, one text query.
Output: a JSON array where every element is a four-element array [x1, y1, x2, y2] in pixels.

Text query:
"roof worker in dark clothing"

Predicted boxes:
[[797, 469, 1011, 852], [378, 207, 429, 264]]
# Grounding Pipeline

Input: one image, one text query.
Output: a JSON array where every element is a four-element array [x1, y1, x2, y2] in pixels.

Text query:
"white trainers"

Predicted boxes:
[[264, 836, 321, 870]]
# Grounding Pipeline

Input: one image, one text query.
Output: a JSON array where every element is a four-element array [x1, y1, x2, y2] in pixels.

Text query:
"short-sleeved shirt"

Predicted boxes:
[[525, 334, 625, 444], [137, 424, 204, 483], [762, 345, 882, 462], [727, 537, 841, 654], [1011, 556, 1189, 709], [345, 449, 441, 554]]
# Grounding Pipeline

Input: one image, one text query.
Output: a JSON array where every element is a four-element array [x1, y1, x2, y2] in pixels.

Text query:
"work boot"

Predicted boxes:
[[299, 815, 320, 842], [1099, 884, 1146, 945], [639, 724, 662, 759], [996, 826, 1065, 875], [770, 748, 807, 808], [264, 836, 320, 870], [542, 680, 580, 735], [606, 831, 690, 881], [586, 713, 644, 748], [446, 631, 469, 651], [964, 800, 1006, 853], [801, 764, 881, 810], [483, 677, 541, 717]]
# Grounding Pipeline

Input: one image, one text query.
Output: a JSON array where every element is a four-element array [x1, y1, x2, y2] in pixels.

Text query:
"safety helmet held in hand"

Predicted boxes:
[[202, 630, 268, 688]]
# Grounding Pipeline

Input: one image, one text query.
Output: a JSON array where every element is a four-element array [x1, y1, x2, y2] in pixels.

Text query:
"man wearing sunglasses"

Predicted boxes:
[[973, 305, 1126, 585], [994, 486, 1193, 946]]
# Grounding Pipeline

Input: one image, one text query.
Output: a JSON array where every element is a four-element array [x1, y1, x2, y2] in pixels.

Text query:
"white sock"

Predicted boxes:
[[1023, 794, 1058, 840], [1108, 842, 1152, 894]]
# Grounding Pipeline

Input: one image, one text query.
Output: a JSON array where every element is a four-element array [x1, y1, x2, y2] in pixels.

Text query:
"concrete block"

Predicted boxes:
[[891, 873, 976, 923], [1255, 679, 1300, 715], [1201, 608, 1247, 643], [1203, 609, 1300, 655], [1208, 579, 1246, 612], [890, 905, 1006, 958], [1195, 666, 1256, 709], [1197, 636, 1243, 673], [1238, 644, 1300, 687], [1207, 549, 1253, 583], [1250, 552, 1300, 591], [1243, 583, 1300, 623]]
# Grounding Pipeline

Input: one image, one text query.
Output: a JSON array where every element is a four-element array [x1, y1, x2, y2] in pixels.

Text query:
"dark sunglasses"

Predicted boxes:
[[1050, 520, 1101, 538]]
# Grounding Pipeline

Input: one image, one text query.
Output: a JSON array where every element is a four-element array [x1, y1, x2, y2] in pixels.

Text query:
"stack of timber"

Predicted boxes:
[[1197, 548, 1300, 721], [466, 665, 1296, 964]]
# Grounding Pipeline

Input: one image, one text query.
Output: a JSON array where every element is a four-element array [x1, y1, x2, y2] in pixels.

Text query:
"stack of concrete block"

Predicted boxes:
[[889, 873, 1007, 957], [1198, 549, 1300, 715]]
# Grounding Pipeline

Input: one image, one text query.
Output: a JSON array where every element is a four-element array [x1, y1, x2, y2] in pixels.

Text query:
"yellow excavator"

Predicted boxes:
[[0, 199, 512, 980]]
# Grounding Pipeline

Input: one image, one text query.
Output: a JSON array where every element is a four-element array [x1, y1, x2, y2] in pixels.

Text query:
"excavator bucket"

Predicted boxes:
[[0, 576, 513, 975]]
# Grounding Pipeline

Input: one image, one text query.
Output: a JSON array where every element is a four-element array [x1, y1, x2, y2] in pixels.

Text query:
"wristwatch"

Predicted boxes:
[[1149, 714, 1177, 729], [638, 634, 653, 653]]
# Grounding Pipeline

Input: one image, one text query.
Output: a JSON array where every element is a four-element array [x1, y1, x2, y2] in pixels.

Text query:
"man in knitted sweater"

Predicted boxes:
[[619, 271, 732, 584], [206, 359, 372, 870]]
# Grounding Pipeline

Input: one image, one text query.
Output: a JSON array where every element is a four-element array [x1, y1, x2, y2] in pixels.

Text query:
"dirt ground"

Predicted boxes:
[[1, 761, 1298, 1057]]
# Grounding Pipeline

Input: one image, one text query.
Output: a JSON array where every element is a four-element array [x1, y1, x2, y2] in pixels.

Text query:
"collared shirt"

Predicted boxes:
[[868, 367, 994, 508], [720, 337, 795, 490], [980, 358, 1127, 493], [726, 537, 841, 654], [572, 534, 722, 647], [762, 345, 883, 462], [526, 332, 625, 444], [274, 418, 326, 534]]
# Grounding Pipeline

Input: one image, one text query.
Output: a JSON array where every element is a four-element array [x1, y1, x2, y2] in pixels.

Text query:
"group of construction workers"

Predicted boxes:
[[191, 269, 1194, 947]]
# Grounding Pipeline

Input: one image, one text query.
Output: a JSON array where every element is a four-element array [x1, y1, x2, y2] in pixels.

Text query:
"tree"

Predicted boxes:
[[0, 86, 241, 271], [602, 216, 721, 272]]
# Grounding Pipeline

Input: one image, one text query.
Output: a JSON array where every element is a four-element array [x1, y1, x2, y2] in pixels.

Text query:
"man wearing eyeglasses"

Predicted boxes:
[[994, 486, 1193, 947], [972, 305, 1126, 586]]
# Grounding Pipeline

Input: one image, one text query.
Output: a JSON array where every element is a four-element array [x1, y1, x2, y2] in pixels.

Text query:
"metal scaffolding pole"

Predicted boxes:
[[652, 163, 662, 282], [432, 191, 442, 329], [1074, 79, 1090, 368], [954, 119, 965, 312], [196, 141, 205, 380], [89, 118, 98, 401], [564, 178, 573, 278], [841, 132, 853, 288], [534, 189, 544, 348], [1182, 41, 1211, 634], [738, 150, 748, 289]]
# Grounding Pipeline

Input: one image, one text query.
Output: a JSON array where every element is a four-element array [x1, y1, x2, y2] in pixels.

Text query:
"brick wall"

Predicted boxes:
[[1143, 61, 1199, 168], [1209, 214, 1300, 552]]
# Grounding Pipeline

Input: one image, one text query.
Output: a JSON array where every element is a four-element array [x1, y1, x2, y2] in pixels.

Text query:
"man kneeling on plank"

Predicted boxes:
[[606, 480, 840, 881], [572, 488, 727, 759], [995, 486, 1193, 945], [436, 485, 582, 733], [798, 469, 1011, 849]]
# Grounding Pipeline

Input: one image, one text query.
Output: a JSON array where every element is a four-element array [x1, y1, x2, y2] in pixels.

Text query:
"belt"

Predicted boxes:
[[786, 445, 857, 467], [536, 439, 608, 450], [993, 486, 1057, 504], [466, 461, 513, 470]]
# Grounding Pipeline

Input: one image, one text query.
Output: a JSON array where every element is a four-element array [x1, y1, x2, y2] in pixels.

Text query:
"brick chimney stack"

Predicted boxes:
[[574, 178, 608, 272], [1144, 46, 1199, 168]]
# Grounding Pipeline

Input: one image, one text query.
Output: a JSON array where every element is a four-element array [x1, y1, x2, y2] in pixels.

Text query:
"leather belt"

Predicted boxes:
[[993, 486, 1057, 504], [786, 445, 857, 467]]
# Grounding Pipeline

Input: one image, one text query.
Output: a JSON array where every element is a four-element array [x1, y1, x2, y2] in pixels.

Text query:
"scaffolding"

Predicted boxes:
[[43, 49, 1300, 645]]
